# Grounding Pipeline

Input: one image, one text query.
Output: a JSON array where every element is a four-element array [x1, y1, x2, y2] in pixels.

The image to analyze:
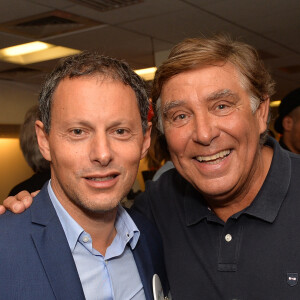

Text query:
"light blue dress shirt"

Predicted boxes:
[[47, 181, 146, 300]]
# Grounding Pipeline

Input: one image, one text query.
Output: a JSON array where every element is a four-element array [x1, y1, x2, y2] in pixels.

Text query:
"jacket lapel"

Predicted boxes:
[[30, 186, 85, 300]]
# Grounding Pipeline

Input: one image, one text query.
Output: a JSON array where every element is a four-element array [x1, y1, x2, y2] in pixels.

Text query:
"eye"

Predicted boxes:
[[217, 104, 226, 109], [174, 113, 186, 121], [116, 128, 126, 135], [72, 129, 83, 135], [112, 128, 132, 139], [211, 100, 236, 116]]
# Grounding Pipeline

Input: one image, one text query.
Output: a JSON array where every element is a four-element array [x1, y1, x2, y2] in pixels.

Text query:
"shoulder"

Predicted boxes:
[[0, 183, 54, 235], [133, 168, 187, 212], [138, 168, 185, 201], [127, 208, 161, 239]]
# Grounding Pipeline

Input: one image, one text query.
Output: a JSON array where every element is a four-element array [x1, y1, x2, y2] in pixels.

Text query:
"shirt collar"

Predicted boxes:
[[48, 181, 140, 253], [184, 137, 292, 225], [242, 137, 291, 223], [184, 183, 213, 226]]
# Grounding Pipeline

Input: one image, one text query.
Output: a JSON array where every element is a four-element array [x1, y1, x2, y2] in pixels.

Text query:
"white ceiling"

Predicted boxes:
[[0, 0, 299, 101]]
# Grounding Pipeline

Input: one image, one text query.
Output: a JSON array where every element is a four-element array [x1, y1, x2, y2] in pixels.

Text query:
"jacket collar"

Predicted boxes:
[[30, 184, 85, 299]]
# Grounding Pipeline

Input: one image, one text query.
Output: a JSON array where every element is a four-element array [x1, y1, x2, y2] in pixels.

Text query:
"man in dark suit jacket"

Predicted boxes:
[[0, 185, 167, 299], [0, 52, 169, 300]]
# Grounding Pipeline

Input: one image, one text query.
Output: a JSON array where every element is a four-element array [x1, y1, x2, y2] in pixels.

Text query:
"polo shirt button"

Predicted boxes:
[[82, 236, 89, 243], [225, 234, 232, 242]]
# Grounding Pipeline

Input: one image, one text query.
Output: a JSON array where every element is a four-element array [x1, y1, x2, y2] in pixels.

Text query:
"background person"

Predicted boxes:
[[274, 87, 300, 154], [8, 105, 51, 196], [145, 123, 174, 181]]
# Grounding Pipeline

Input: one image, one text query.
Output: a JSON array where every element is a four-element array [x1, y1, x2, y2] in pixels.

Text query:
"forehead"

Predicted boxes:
[[51, 76, 140, 120], [54, 75, 136, 102], [160, 63, 243, 104]]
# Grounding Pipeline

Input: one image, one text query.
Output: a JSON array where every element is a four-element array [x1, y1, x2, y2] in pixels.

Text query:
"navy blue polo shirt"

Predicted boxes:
[[134, 138, 300, 299]]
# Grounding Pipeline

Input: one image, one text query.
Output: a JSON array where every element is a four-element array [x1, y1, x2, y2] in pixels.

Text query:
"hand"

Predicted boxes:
[[0, 190, 39, 214]]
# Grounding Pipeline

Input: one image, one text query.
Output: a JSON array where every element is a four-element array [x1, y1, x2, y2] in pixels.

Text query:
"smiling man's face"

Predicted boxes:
[[160, 63, 269, 202], [36, 76, 151, 215]]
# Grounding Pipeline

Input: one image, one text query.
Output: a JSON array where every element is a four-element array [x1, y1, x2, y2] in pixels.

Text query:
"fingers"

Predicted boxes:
[[0, 205, 6, 215], [3, 190, 33, 213], [31, 190, 40, 198]]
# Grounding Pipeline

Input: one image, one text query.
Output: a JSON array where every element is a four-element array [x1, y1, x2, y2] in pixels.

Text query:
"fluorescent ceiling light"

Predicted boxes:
[[0, 41, 81, 65], [270, 100, 281, 107], [134, 67, 157, 81], [2, 41, 49, 56]]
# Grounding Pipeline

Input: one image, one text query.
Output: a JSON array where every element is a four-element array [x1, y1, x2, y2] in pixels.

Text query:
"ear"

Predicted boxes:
[[140, 122, 152, 160], [282, 115, 293, 132], [35, 120, 51, 162], [256, 97, 270, 134]]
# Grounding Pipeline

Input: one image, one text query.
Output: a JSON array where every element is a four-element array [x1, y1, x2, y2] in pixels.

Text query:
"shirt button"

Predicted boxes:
[[82, 236, 89, 243], [225, 234, 232, 242]]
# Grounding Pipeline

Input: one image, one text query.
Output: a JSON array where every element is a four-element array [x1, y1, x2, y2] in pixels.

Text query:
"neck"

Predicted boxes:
[[76, 208, 118, 255], [206, 145, 273, 222], [57, 196, 118, 255]]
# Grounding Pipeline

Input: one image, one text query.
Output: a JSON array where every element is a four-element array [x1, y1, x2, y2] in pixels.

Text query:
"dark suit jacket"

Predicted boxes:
[[0, 184, 169, 299]]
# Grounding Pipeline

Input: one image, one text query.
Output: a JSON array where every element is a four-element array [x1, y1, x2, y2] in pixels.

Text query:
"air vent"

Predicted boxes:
[[279, 65, 300, 74], [0, 10, 102, 39], [17, 16, 77, 27], [70, 0, 144, 12]]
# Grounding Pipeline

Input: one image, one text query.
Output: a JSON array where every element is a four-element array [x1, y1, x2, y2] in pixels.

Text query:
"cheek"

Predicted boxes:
[[165, 128, 191, 155], [50, 146, 82, 170], [120, 145, 143, 168]]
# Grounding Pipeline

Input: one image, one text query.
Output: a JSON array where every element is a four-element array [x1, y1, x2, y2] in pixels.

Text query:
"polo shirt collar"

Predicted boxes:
[[184, 137, 291, 226], [243, 137, 291, 223], [184, 183, 212, 226]]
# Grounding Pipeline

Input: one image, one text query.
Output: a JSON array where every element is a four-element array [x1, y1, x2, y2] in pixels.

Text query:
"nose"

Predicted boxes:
[[192, 112, 220, 146], [89, 133, 112, 166]]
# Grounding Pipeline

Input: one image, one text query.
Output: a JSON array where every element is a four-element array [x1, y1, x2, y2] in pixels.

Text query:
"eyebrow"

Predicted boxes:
[[162, 100, 186, 117], [162, 89, 239, 117], [206, 89, 238, 101]]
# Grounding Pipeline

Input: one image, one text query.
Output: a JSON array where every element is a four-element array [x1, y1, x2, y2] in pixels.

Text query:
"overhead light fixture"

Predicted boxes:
[[134, 67, 157, 81], [270, 100, 281, 107], [3, 41, 49, 56], [0, 41, 81, 65]]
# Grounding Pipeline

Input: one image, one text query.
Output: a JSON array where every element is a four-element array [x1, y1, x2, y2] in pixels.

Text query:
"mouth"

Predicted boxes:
[[86, 175, 117, 182], [83, 173, 120, 189], [195, 149, 231, 165]]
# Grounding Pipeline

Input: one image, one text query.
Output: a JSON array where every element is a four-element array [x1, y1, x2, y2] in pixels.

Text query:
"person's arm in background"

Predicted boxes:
[[0, 190, 39, 214]]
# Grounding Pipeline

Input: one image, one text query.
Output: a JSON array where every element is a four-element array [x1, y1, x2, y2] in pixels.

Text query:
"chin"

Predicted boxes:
[[82, 203, 119, 215]]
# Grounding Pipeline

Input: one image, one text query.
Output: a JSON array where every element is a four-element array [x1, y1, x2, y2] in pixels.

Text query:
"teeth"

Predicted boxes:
[[87, 176, 114, 181], [196, 150, 231, 163]]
